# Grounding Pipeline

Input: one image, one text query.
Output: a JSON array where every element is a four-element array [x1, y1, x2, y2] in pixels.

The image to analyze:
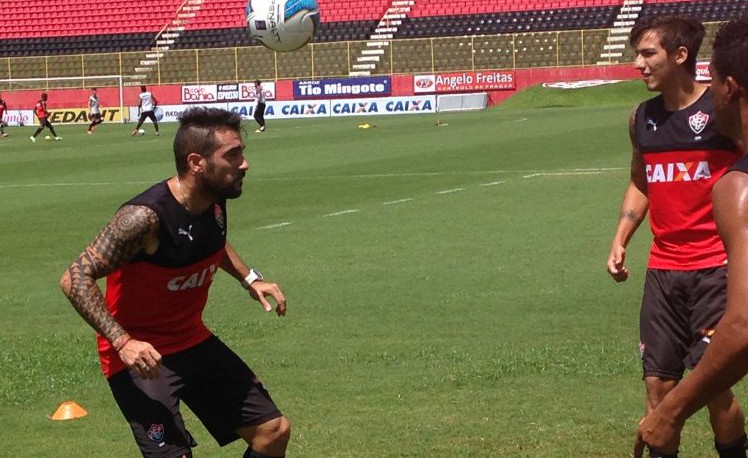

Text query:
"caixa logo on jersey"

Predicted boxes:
[[167, 263, 218, 291], [646, 161, 711, 183]]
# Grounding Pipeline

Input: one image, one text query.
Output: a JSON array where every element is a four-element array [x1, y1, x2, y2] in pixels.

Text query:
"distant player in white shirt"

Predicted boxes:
[[87, 88, 104, 134], [131, 85, 160, 136]]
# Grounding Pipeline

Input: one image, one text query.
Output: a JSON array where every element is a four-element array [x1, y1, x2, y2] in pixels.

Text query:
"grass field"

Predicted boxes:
[[2, 80, 746, 457]]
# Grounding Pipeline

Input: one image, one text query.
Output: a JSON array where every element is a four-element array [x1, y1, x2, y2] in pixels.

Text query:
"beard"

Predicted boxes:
[[202, 162, 245, 200]]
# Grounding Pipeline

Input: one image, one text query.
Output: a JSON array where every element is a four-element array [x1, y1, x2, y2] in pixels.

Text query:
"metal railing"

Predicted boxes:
[[0, 22, 723, 91]]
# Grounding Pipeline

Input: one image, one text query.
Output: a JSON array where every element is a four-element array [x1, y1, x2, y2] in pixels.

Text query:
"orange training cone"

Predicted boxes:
[[48, 401, 88, 421]]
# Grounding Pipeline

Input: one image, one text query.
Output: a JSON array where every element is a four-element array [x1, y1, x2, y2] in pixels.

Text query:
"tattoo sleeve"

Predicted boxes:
[[61, 205, 159, 343]]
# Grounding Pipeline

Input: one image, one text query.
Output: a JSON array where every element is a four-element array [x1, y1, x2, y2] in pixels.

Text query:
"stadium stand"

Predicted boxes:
[[1, 0, 744, 58], [0, 0, 746, 79]]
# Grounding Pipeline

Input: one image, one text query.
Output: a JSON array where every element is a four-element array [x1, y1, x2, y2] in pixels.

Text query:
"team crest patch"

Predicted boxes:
[[147, 423, 165, 442], [214, 204, 225, 229], [688, 110, 709, 135]]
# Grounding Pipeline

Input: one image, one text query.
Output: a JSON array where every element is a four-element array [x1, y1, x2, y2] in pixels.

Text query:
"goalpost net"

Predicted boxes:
[[0, 75, 133, 124]]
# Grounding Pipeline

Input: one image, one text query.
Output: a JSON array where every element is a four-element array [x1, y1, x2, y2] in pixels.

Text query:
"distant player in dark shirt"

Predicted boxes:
[[30, 92, 61, 142], [0, 94, 8, 137]]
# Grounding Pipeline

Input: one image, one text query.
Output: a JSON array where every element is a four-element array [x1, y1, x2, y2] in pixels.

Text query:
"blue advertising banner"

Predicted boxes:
[[293, 76, 392, 99]]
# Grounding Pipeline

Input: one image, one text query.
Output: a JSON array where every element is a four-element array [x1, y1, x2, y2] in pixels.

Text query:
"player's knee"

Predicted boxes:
[[644, 376, 678, 409], [257, 416, 291, 448], [708, 389, 743, 414]]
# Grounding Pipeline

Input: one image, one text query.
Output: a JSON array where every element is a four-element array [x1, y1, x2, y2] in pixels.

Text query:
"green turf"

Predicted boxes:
[[1, 84, 745, 457]]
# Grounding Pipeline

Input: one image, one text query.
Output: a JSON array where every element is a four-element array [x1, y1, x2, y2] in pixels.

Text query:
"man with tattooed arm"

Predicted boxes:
[[60, 107, 291, 458]]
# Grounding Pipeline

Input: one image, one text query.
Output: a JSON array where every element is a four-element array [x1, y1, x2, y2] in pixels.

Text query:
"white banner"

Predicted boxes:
[[238, 82, 276, 101], [128, 103, 227, 123], [3, 109, 34, 126], [330, 96, 436, 116], [696, 61, 711, 81], [126, 96, 438, 123], [181, 83, 277, 103], [229, 100, 330, 119], [181, 85, 219, 103]]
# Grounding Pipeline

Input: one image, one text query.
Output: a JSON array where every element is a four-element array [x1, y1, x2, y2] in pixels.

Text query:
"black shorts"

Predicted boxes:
[[640, 266, 727, 379], [108, 335, 282, 457], [90, 112, 102, 121], [138, 110, 158, 124]]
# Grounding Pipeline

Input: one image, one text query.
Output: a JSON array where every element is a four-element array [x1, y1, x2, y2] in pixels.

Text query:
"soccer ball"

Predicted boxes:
[[246, 0, 320, 52], [44, 135, 51, 141], [137, 129, 146, 136]]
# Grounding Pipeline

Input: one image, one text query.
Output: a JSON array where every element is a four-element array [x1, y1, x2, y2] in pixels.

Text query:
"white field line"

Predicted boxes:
[[522, 168, 622, 179], [0, 168, 626, 189], [257, 222, 292, 230], [382, 198, 413, 205], [0, 181, 153, 189], [436, 188, 464, 195], [480, 180, 505, 187], [323, 209, 359, 217]]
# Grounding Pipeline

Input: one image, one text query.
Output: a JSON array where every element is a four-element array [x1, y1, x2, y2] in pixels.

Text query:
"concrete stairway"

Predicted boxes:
[[597, 0, 642, 65], [349, 0, 414, 77], [131, 0, 204, 80]]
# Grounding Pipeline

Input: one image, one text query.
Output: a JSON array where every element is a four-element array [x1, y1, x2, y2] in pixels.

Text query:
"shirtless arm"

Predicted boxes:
[[635, 171, 748, 454], [607, 108, 650, 282], [220, 242, 287, 316]]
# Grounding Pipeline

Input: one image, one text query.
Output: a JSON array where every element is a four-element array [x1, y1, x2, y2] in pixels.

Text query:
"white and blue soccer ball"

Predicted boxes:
[[246, 0, 320, 52], [137, 128, 146, 136]]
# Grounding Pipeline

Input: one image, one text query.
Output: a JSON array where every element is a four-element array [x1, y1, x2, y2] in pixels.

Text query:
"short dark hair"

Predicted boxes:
[[140, 85, 147, 92], [629, 15, 704, 76], [712, 19, 748, 90], [255, 80, 262, 86], [173, 107, 243, 174]]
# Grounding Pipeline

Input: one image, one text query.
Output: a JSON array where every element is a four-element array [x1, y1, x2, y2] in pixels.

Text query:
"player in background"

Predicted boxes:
[[253, 80, 266, 133], [0, 93, 9, 137], [635, 18, 748, 458], [30, 92, 61, 142], [605, 15, 747, 458], [131, 85, 160, 137], [87, 88, 104, 134]]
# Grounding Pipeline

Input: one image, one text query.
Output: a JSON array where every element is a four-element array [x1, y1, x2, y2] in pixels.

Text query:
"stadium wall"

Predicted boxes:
[[1, 64, 639, 119]]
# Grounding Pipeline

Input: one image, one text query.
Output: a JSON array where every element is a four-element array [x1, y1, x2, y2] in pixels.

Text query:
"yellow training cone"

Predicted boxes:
[[48, 401, 88, 421]]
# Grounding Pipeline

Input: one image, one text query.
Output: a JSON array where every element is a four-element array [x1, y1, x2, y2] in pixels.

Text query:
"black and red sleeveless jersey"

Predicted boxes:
[[100, 180, 228, 377], [35, 100, 46, 119], [635, 88, 739, 270]]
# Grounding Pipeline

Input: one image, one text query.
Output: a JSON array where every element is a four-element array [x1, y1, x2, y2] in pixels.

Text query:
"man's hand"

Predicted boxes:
[[607, 245, 630, 282], [633, 413, 682, 458], [118, 339, 163, 380], [249, 280, 287, 316]]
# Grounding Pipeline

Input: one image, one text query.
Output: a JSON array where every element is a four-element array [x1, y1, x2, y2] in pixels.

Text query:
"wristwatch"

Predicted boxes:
[[242, 269, 264, 288]]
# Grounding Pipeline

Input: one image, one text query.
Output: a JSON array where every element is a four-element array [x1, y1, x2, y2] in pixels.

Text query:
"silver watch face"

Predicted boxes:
[[252, 269, 264, 280]]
